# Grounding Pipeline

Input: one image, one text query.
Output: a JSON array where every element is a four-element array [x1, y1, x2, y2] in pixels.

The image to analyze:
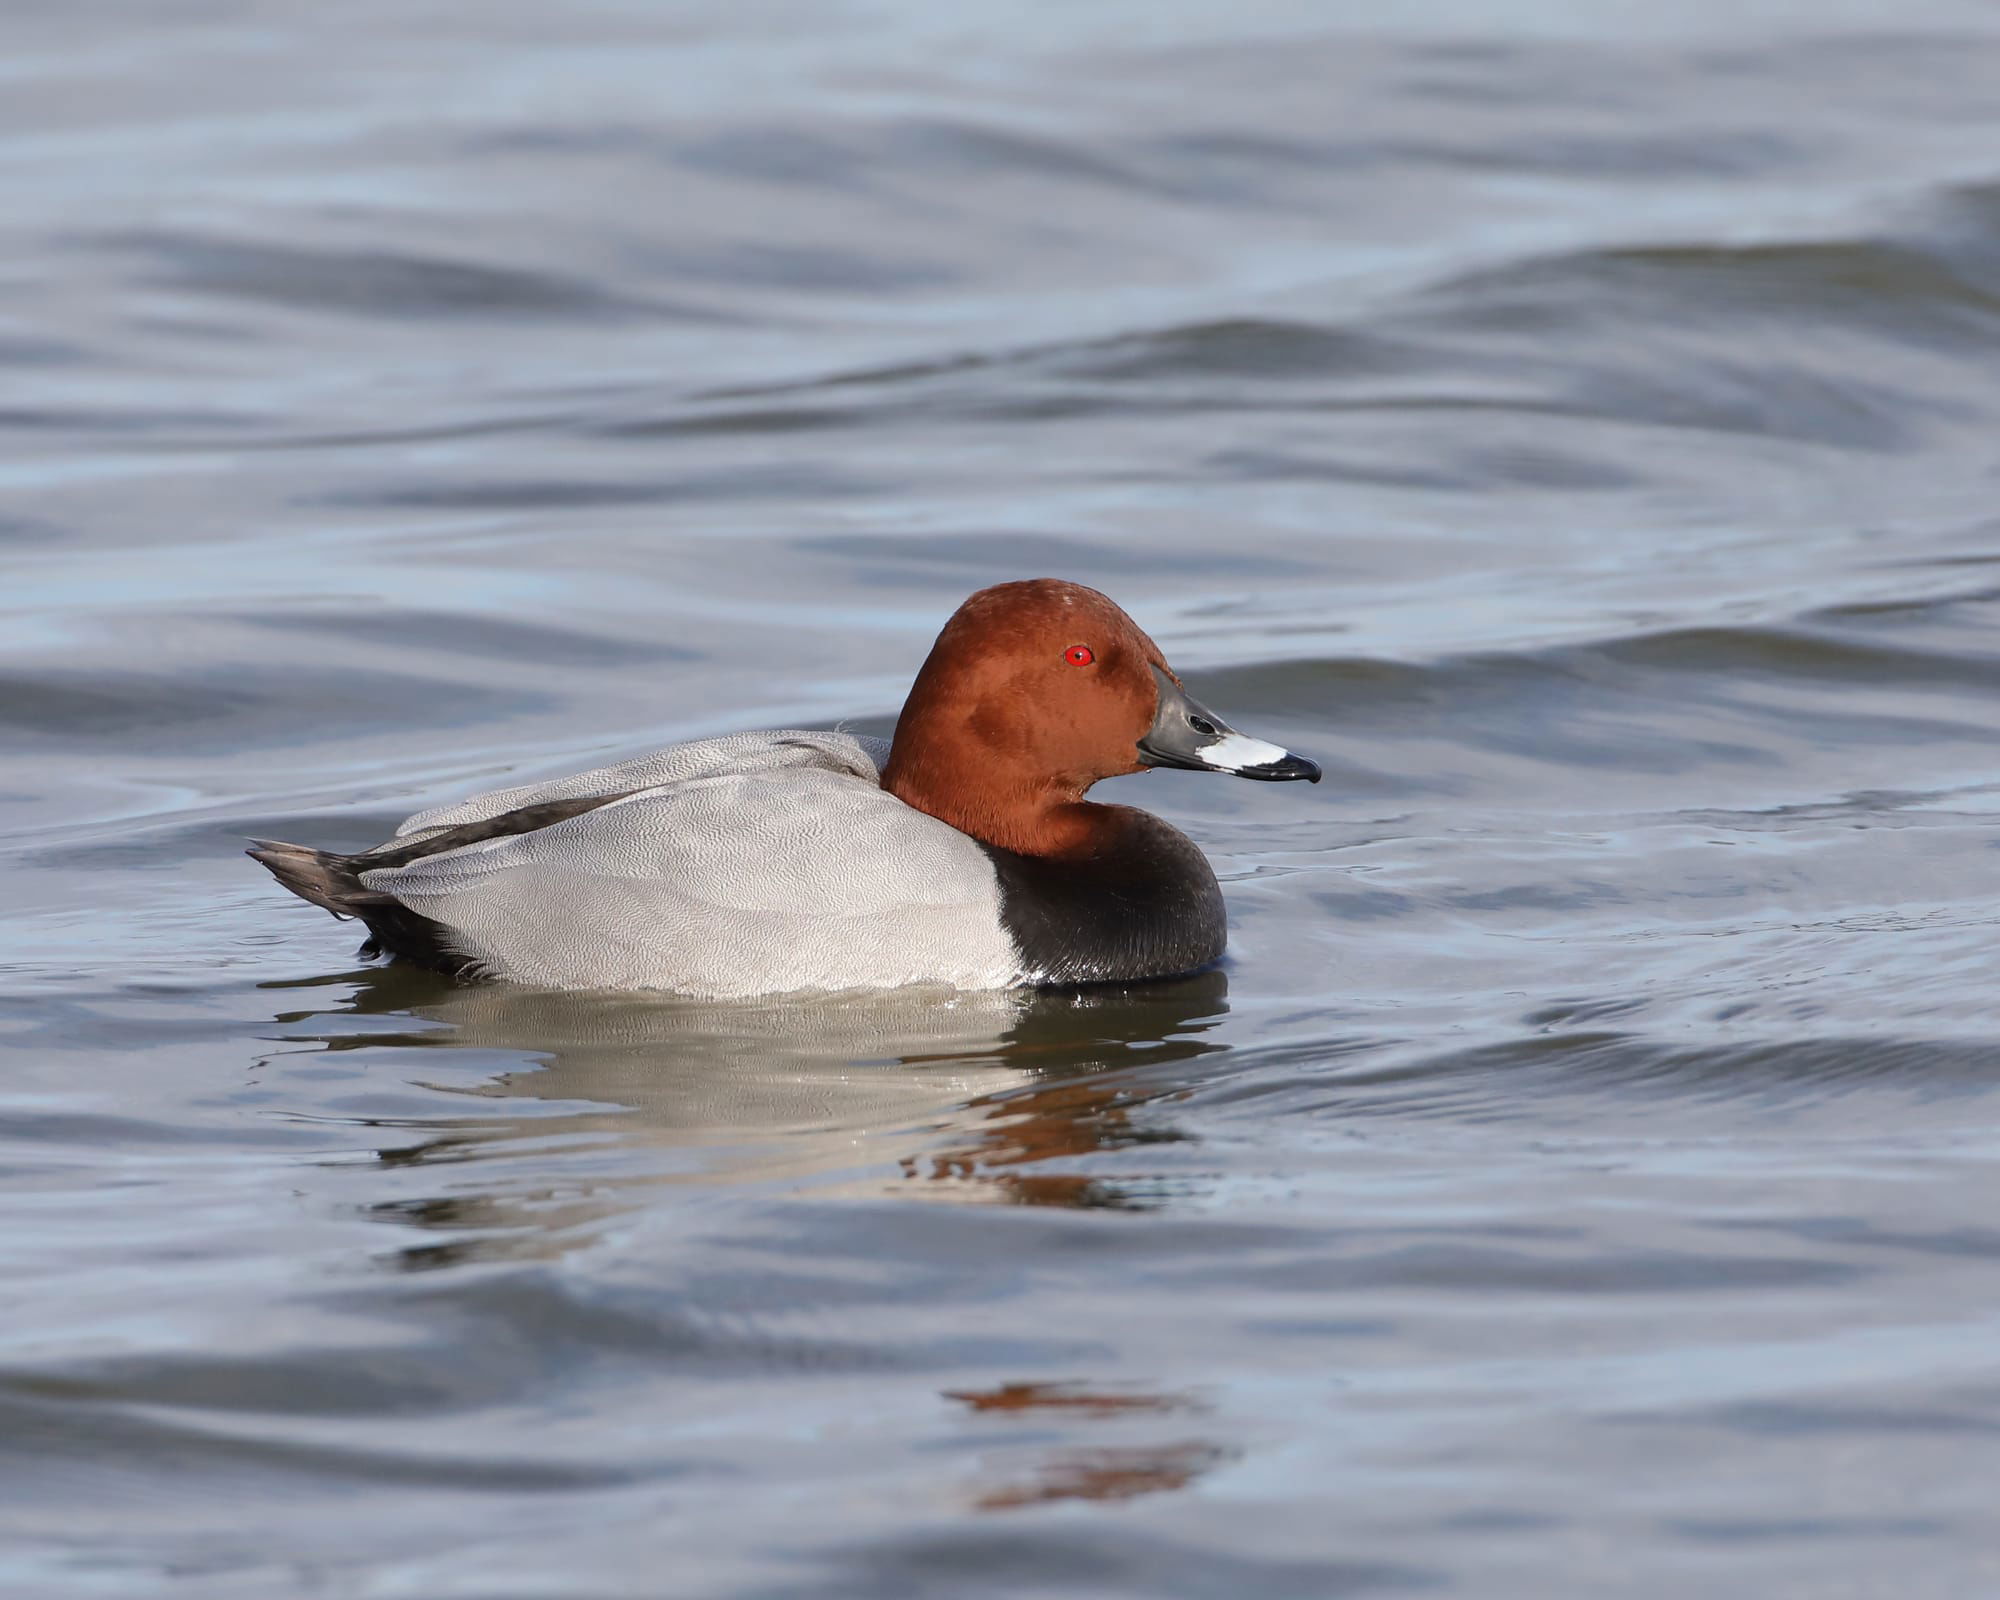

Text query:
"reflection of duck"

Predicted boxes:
[[266, 965, 1231, 1255], [252, 580, 1315, 994], [944, 1383, 1230, 1512], [902, 967, 1234, 1208]]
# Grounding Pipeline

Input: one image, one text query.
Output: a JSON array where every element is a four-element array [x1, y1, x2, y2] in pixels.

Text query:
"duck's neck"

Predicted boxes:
[[882, 757, 1116, 859]]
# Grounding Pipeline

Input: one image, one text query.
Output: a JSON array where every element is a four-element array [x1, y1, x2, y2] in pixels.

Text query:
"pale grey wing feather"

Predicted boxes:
[[393, 731, 890, 842], [360, 764, 1017, 995]]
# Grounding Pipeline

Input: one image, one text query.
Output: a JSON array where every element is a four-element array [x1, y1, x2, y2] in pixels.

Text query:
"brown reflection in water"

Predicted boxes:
[[974, 1441, 1232, 1511], [901, 1074, 1193, 1209], [898, 970, 1229, 1208], [948, 1380, 1228, 1511], [263, 964, 1230, 1267], [945, 1380, 1203, 1417]]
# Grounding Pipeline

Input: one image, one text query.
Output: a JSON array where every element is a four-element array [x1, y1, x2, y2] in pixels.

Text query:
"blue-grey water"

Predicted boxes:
[[8, 3, 2000, 1595]]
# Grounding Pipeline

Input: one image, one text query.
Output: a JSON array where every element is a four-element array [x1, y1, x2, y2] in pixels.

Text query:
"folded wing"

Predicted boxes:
[[364, 735, 1016, 995], [395, 730, 890, 841]]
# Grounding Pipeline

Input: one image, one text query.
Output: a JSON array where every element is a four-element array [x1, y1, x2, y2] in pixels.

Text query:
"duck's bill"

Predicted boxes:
[[1137, 665, 1321, 783]]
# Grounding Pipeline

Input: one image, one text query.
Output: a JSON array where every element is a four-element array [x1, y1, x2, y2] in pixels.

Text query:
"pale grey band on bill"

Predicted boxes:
[[1199, 729, 1293, 773], [1136, 664, 1321, 783]]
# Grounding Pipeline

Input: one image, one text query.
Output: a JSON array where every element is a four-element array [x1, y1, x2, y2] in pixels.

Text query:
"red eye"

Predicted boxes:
[[1064, 644, 1095, 666]]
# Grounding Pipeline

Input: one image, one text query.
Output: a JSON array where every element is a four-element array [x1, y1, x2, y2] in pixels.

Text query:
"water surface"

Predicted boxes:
[[8, 3, 2000, 1595]]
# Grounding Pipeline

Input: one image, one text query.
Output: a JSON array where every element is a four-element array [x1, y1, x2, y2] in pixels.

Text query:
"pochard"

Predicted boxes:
[[252, 579, 1319, 995]]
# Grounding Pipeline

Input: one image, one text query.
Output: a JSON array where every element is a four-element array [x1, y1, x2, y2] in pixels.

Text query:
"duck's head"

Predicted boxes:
[[882, 579, 1318, 855]]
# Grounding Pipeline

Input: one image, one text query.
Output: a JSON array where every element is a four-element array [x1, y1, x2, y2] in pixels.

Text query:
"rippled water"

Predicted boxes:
[[9, 3, 2000, 1595]]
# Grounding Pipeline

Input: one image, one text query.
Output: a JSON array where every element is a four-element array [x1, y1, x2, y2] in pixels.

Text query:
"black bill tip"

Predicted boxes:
[[1234, 753, 1321, 783]]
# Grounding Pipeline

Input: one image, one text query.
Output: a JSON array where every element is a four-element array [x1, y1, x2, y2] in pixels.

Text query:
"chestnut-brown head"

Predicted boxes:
[[882, 579, 1317, 857]]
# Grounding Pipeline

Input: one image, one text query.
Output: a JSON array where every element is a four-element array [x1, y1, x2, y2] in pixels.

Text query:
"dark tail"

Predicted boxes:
[[246, 839, 371, 918], [248, 794, 638, 976], [248, 838, 479, 976]]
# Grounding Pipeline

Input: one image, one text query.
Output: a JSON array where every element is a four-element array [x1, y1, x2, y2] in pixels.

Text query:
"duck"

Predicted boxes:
[[251, 578, 1319, 996]]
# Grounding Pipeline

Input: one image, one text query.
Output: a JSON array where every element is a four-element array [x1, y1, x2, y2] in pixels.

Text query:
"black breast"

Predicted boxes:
[[981, 809, 1226, 986]]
